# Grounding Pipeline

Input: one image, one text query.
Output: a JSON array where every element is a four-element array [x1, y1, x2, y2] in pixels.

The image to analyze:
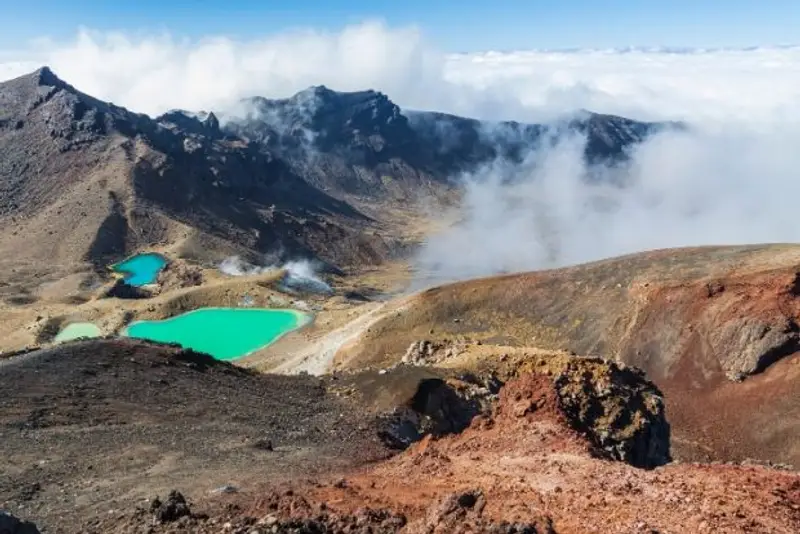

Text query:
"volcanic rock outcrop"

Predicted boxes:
[[340, 244, 800, 467]]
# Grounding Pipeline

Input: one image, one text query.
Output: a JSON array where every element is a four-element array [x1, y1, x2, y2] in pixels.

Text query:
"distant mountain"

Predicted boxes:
[[0, 67, 676, 274], [218, 85, 676, 197], [217, 86, 433, 198]]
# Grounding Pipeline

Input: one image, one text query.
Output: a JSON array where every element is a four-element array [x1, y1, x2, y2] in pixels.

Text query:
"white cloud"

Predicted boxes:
[[1, 22, 445, 117], [2, 23, 799, 124], [413, 123, 800, 288], [444, 47, 800, 123]]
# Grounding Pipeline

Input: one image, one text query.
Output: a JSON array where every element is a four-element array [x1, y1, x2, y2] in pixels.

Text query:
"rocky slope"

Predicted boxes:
[[0, 67, 394, 278], [15, 344, 786, 534], [338, 244, 800, 468], [0, 339, 396, 530]]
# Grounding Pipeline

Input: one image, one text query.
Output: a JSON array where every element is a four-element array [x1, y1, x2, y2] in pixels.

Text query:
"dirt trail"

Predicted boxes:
[[270, 300, 404, 375]]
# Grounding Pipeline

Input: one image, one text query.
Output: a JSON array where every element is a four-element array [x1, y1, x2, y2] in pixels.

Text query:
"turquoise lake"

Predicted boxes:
[[123, 308, 308, 361], [112, 253, 168, 286]]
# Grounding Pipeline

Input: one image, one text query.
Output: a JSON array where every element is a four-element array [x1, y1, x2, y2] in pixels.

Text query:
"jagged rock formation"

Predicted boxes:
[[148, 491, 192, 524], [552, 358, 670, 468], [0, 68, 394, 273]]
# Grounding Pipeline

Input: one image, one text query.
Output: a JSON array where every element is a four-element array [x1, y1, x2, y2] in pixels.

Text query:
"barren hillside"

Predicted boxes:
[[338, 244, 800, 467], [0, 67, 400, 280], [3, 339, 797, 533]]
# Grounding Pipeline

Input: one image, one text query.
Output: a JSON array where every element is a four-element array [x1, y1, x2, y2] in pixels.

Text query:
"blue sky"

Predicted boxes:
[[3, 0, 799, 51]]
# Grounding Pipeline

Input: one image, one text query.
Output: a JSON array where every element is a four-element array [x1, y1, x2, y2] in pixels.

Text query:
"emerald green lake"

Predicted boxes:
[[112, 253, 168, 286], [54, 322, 103, 343], [122, 308, 308, 361]]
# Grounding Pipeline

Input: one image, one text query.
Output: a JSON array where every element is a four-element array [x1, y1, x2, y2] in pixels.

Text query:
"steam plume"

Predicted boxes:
[[219, 256, 333, 295]]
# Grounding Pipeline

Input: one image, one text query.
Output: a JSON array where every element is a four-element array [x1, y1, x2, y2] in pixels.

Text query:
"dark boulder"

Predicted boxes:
[[0, 511, 41, 534]]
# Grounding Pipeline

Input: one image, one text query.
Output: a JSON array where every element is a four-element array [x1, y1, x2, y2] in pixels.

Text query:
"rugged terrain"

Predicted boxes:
[[0, 339, 397, 530], [2, 65, 800, 534], [0, 67, 396, 278], [338, 244, 800, 468], [0, 67, 668, 285], [3, 338, 798, 533]]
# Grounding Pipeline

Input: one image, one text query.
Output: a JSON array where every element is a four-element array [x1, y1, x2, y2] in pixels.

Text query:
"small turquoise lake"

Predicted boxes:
[[112, 253, 168, 286], [54, 322, 103, 343], [122, 308, 308, 361]]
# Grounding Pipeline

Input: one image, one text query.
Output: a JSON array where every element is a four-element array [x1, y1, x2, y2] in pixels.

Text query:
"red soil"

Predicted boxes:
[[245, 374, 800, 533]]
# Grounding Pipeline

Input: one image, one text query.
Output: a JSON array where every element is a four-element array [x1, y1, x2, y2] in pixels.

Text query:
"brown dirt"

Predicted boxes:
[[0, 339, 395, 532], [338, 245, 800, 467], [88, 371, 800, 534], [305, 375, 799, 533]]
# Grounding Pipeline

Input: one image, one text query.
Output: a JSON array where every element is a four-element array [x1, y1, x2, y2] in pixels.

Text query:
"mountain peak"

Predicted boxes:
[[0, 66, 67, 92], [34, 66, 64, 87], [306, 84, 334, 96], [287, 85, 383, 106]]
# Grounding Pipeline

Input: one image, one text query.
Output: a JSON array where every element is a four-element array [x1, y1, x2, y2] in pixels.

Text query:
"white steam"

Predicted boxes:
[[219, 256, 264, 276], [219, 256, 333, 295]]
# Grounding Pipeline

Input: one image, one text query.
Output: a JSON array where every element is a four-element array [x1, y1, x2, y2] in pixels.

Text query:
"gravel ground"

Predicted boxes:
[[0, 339, 392, 533]]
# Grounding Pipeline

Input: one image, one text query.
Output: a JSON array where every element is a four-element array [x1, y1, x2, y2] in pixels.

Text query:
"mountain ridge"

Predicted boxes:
[[0, 66, 676, 279], [0, 66, 388, 275]]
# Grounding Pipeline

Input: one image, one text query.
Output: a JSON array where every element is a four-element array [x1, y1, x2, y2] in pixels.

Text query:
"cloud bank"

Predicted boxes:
[[3, 22, 800, 285], [2, 22, 799, 123], [413, 124, 800, 288]]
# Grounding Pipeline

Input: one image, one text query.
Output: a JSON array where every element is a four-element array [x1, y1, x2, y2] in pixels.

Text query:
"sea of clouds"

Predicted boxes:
[[3, 21, 800, 285], [2, 21, 798, 123]]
